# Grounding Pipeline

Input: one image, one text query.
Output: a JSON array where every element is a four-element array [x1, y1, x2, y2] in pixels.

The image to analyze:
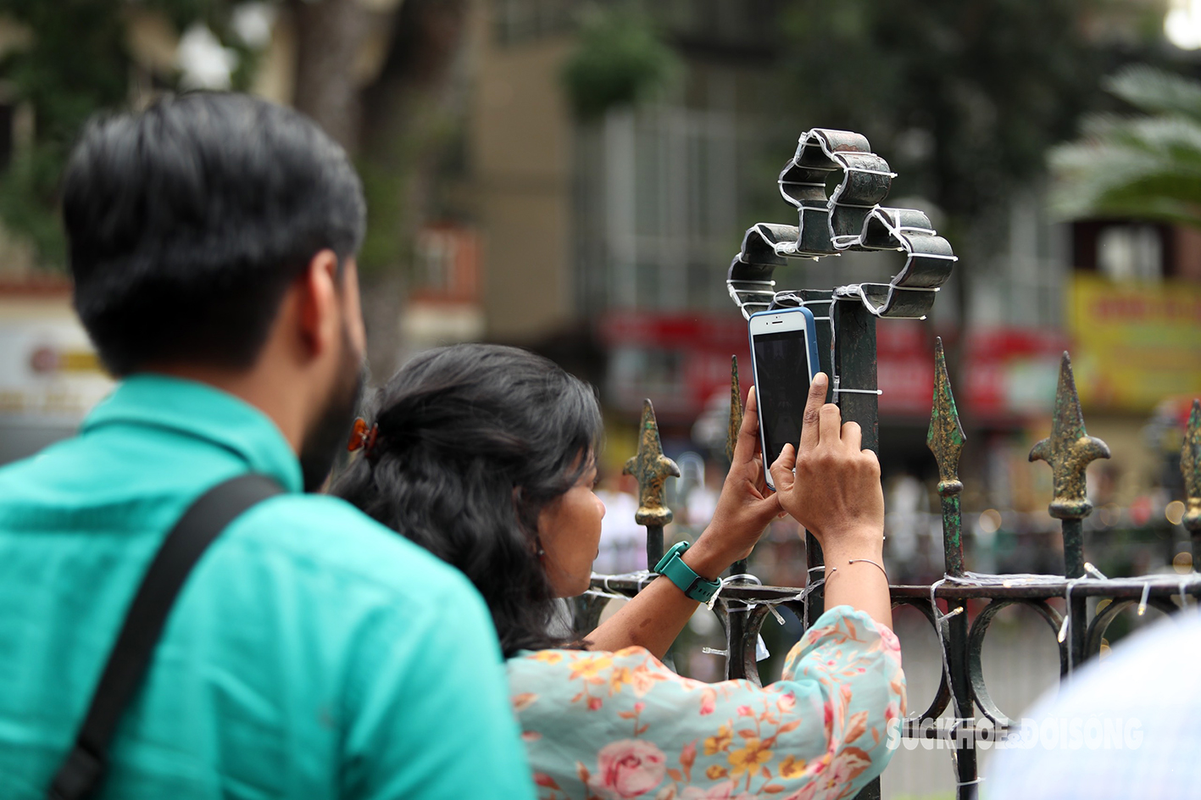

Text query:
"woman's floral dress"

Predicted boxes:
[[507, 606, 905, 800]]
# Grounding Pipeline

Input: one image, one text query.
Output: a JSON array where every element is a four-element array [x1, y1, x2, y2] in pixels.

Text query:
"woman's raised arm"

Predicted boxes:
[[583, 386, 781, 657], [586, 373, 891, 656]]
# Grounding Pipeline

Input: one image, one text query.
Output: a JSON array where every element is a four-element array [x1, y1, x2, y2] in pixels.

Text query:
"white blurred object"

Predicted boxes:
[[177, 23, 239, 90], [232, 3, 277, 49], [593, 490, 645, 574], [1166, 0, 1201, 50]]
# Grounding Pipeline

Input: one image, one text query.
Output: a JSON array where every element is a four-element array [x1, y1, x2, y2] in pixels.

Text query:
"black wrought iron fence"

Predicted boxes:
[[579, 129, 1201, 800]]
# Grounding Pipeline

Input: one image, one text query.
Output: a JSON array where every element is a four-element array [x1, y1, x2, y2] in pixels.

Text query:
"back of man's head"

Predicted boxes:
[[63, 92, 366, 377]]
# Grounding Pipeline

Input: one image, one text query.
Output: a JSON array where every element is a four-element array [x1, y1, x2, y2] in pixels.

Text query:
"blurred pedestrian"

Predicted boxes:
[[0, 93, 533, 800]]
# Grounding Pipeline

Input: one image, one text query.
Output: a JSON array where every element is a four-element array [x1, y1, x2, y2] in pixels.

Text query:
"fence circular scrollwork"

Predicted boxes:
[[1084, 596, 1178, 657], [891, 598, 953, 723], [967, 599, 1066, 727], [572, 591, 613, 638], [711, 598, 777, 687]]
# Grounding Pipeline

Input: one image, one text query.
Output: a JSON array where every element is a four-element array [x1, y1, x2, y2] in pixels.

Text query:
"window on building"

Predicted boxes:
[[1072, 220, 1170, 282], [1095, 224, 1163, 281], [579, 106, 746, 314]]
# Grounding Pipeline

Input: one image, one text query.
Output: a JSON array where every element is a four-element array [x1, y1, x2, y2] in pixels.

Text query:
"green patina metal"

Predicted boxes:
[[1027, 352, 1110, 671], [1183, 398, 1201, 538], [927, 337, 966, 576], [1028, 352, 1111, 525], [623, 399, 679, 567], [726, 357, 750, 580], [924, 337, 975, 795], [726, 355, 743, 466]]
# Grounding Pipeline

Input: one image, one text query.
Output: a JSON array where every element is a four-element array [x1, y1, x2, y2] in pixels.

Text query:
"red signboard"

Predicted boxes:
[[599, 311, 1068, 424]]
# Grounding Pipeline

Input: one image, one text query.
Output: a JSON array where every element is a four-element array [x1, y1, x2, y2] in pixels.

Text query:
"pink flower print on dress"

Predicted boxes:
[[589, 739, 668, 799]]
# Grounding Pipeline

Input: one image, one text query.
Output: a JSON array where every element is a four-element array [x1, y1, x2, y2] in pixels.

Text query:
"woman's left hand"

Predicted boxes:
[[684, 387, 783, 578]]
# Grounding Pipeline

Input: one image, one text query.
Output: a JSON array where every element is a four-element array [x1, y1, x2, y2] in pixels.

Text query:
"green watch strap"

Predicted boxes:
[[652, 541, 721, 603]]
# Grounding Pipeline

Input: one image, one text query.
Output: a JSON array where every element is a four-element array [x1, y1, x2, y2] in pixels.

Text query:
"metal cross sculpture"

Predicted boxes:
[[727, 128, 957, 322], [724, 128, 960, 627]]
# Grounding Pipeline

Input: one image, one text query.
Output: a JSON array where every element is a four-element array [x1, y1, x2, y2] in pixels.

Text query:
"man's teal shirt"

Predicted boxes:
[[0, 375, 536, 799]]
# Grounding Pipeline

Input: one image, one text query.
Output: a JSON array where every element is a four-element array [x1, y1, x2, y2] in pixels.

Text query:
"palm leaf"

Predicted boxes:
[[1050, 66, 1201, 228]]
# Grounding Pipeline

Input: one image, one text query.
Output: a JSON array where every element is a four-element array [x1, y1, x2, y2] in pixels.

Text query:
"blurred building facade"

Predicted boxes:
[[444, 0, 1201, 565], [0, 1, 1197, 548]]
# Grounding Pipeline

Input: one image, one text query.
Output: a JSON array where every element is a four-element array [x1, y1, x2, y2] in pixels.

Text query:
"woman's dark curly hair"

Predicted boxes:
[[331, 344, 603, 658]]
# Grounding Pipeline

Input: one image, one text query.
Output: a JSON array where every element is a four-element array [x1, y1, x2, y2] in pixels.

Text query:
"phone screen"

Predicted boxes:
[[753, 329, 814, 467]]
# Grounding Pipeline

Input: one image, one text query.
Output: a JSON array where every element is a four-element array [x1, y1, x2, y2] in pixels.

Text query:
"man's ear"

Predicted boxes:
[[296, 249, 341, 359]]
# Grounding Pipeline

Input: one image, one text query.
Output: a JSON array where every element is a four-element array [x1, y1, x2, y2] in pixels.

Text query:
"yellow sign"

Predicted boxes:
[[1069, 275, 1201, 412]]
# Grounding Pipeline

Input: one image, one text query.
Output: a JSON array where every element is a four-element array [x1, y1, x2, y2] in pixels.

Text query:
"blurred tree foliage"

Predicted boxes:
[[1051, 65, 1201, 228], [0, 0, 248, 270], [561, 7, 680, 122], [778, 0, 1161, 239]]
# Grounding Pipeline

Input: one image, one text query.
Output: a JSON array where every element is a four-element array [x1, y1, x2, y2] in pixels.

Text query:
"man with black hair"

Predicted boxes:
[[0, 93, 535, 799]]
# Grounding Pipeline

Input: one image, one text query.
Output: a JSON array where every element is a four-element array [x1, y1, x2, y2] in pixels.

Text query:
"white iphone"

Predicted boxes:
[[747, 307, 821, 490]]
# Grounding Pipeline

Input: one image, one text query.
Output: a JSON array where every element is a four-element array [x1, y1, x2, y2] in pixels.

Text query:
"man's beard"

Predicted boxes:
[[299, 325, 365, 492]]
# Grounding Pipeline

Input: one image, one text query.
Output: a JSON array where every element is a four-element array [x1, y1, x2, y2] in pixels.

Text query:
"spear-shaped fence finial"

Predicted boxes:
[[725, 356, 750, 578], [624, 399, 680, 567], [927, 337, 966, 576], [726, 355, 744, 465], [1183, 398, 1201, 539], [1029, 352, 1111, 522]]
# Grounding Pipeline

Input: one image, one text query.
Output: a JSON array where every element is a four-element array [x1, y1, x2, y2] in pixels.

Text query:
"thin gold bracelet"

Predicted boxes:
[[825, 558, 889, 583], [846, 557, 889, 580]]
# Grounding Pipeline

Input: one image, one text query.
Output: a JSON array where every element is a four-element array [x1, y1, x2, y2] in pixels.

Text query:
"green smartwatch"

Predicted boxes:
[[652, 541, 722, 603]]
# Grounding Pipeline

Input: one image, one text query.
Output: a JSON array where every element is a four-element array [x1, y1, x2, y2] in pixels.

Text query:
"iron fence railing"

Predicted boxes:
[[579, 129, 1201, 800]]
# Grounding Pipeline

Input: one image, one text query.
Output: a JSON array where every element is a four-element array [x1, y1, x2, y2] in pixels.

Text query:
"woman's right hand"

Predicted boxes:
[[768, 373, 884, 554], [770, 373, 891, 629]]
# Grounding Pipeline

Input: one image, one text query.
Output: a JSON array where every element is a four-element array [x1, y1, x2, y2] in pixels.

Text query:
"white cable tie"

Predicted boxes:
[[928, 578, 957, 701], [833, 388, 883, 396], [1084, 562, 1108, 580], [831, 164, 898, 179], [1138, 582, 1151, 616], [706, 573, 757, 612], [1057, 613, 1070, 644], [701, 646, 729, 657]]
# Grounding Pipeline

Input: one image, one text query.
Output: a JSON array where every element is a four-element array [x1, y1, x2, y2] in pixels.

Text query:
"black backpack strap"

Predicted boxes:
[[47, 473, 283, 800]]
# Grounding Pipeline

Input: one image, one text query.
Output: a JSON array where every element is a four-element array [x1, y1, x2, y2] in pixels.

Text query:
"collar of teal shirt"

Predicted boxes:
[[82, 374, 304, 494]]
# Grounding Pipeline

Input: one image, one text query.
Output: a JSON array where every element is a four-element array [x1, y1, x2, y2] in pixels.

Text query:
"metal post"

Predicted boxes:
[[1182, 399, 1200, 555], [833, 298, 881, 800], [624, 399, 680, 570], [928, 337, 975, 799], [801, 290, 836, 628], [727, 356, 749, 580]]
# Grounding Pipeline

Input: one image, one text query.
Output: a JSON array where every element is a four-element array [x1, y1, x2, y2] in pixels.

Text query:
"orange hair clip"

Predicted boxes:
[[347, 417, 379, 457]]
